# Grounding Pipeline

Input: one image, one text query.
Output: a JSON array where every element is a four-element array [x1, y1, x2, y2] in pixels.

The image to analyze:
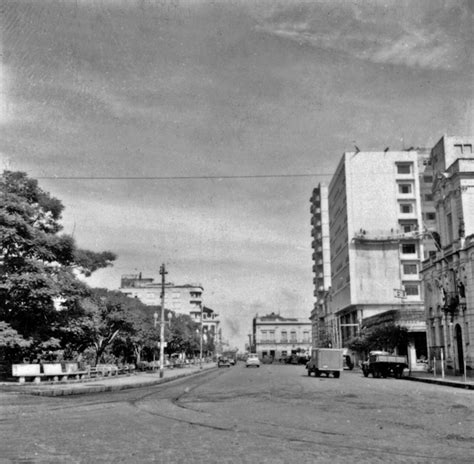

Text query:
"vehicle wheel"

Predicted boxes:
[[334, 371, 340, 378], [373, 370, 380, 378], [315, 370, 320, 377], [307, 369, 311, 376]]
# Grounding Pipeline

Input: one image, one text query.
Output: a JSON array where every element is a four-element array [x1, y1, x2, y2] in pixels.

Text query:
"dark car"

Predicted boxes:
[[218, 357, 231, 368]]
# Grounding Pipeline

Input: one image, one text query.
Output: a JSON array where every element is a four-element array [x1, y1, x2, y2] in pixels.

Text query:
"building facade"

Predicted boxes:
[[323, 149, 434, 370], [309, 184, 332, 348], [422, 136, 474, 376], [120, 273, 204, 315], [119, 273, 221, 350], [252, 313, 312, 360]]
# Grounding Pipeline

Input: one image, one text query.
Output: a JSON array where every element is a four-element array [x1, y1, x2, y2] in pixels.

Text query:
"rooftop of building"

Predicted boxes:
[[255, 312, 310, 323]]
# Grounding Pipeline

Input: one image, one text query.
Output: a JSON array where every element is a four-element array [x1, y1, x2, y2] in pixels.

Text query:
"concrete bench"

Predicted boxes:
[[89, 364, 135, 377], [12, 363, 89, 383]]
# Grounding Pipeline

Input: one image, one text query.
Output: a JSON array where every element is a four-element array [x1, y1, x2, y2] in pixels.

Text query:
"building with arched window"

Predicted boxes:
[[422, 136, 474, 376]]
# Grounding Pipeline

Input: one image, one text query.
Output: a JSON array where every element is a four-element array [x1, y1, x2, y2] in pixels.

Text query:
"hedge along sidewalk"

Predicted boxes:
[[0, 363, 217, 397]]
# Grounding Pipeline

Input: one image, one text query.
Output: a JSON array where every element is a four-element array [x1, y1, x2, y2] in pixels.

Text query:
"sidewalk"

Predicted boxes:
[[0, 363, 217, 397], [406, 371, 474, 390]]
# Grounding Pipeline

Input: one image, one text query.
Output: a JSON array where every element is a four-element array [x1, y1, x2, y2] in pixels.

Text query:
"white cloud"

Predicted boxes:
[[255, 2, 470, 70]]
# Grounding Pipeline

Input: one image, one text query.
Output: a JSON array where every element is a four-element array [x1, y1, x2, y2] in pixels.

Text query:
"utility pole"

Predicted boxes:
[[159, 263, 168, 379]]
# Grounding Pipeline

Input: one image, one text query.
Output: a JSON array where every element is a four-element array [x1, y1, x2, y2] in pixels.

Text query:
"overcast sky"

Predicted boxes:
[[1, 0, 472, 350]]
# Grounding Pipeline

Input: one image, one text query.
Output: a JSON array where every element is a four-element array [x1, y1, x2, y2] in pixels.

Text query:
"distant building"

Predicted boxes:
[[252, 313, 311, 360], [422, 136, 474, 376], [119, 273, 221, 349], [322, 149, 435, 370], [309, 184, 332, 348], [119, 273, 204, 315]]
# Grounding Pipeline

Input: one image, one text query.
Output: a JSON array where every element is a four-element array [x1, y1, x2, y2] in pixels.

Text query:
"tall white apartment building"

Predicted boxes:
[[326, 149, 434, 369], [309, 184, 332, 347]]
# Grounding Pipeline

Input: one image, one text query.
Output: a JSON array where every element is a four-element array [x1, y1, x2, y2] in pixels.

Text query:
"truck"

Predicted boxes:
[[361, 351, 408, 379], [306, 348, 344, 378]]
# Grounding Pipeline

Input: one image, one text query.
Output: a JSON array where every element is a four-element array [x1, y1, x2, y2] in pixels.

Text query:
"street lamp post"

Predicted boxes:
[[199, 304, 203, 369]]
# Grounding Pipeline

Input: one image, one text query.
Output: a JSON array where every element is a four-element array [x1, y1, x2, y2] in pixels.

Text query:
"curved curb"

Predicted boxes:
[[25, 367, 218, 397]]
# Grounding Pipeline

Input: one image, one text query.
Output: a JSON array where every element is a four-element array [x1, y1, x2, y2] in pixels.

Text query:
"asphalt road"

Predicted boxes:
[[1, 363, 472, 463]]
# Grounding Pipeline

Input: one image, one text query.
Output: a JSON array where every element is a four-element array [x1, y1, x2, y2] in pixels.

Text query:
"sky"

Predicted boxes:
[[1, 0, 473, 351]]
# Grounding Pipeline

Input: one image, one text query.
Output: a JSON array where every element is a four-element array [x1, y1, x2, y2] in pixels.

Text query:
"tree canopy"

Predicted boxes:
[[0, 171, 116, 360], [347, 323, 408, 355]]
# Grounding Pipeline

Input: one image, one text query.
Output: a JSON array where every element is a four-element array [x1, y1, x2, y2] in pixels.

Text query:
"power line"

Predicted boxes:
[[34, 173, 334, 180]]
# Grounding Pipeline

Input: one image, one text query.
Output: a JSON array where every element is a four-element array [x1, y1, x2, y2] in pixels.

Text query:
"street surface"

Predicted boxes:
[[1, 364, 472, 463]]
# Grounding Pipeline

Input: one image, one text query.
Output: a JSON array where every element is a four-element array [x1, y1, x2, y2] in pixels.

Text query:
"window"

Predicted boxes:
[[400, 204, 413, 213], [400, 222, 416, 233], [399, 184, 412, 194], [261, 330, 267, 341], [403, 264, 418, 275], [281, 330, 288, 342], [423, 175, 433, 183], [424, 194, 433, 201], [303, 331, 310, 342], [447, 213, 453, 243], [402, 243, 416, 254], [268, 330, 275, 341], [404, 284, 419, 296], [290, 331, 297, 342], [426, 212, 436, 221], [455, 144, 472, 154], [397, 163, 412, 174]]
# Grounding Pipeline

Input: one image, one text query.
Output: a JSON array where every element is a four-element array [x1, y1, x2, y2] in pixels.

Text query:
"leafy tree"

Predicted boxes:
[[0, 171, 116, 358], [166, 312, 199, 356], [112, 307, 159, 365], [347, 323, 408, 356], [0, 321, 32, 362], [61, 288, 143, 364]]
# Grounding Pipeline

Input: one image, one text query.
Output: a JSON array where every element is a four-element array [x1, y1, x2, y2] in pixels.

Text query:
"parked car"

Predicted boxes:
[[246, 354, 260, 368], [343, 355, 354, 370], [218, 357, 231, 368]]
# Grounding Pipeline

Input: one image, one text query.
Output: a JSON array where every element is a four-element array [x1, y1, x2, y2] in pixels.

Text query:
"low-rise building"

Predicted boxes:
[[252, 313, 311, 360], [422, 136, 474, 376]]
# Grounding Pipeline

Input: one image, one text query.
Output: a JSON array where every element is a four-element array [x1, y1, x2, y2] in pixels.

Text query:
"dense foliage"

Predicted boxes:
[[0, 171, 116, 360], [347, 323, 408, 355], [0, 171, 218, 365]]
